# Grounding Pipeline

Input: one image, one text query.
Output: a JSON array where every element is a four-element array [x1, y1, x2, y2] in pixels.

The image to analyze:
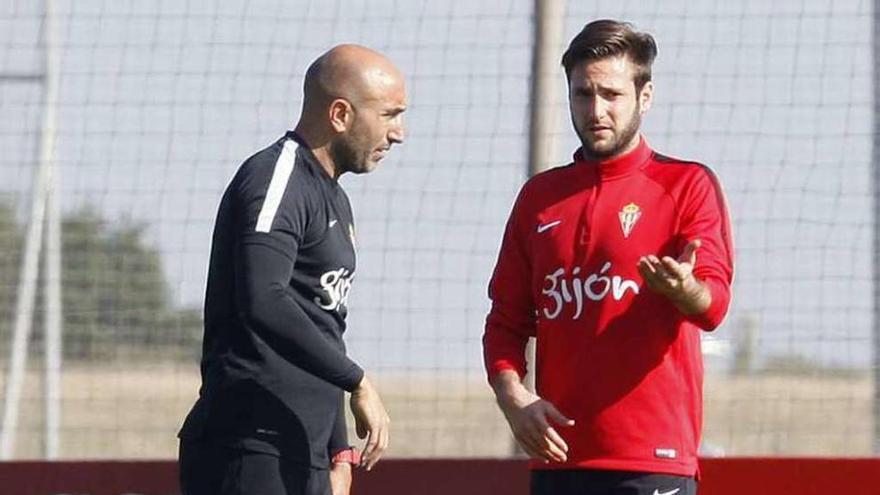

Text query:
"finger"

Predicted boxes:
[[380, 417, 390, 453], [516, 436, 548, 463], [638, 257, 656, 275], [360, 427, 378, 468], [524, 435, 558, 463], [542, 430, 569, 462], [523, 421, 566, 463], [543, 427, 569, 460], [364, 433, 382, 471], [660, 256, 688, 280], [681, 239, 701, 263], [647, 255, 668, 273], [529, 415, 568, 462], [367, 421, 389, 471], [363, 448, 380, 470], [545, 403, 575, 427], [647, 256, 671, 279], [513, 428, 544, 459], [364, 413, 391, 470], [638, 261, 663, 290]]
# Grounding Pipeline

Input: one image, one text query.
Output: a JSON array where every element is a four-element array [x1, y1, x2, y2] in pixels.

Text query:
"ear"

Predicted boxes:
[[329, 98, 353, 133], [638, 81, 653, 114]]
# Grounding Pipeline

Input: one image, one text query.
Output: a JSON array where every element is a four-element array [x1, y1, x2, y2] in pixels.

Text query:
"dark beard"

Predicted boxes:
[[329, 136, 359, 175], [576, 105, 642, 159]]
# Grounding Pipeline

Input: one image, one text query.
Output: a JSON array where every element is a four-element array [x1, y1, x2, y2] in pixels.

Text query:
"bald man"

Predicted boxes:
[[178, 45, 406, 495]]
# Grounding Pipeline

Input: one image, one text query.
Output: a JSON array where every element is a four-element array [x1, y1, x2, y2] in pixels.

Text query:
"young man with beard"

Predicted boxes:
[[178, 44, 406, 495], [483, 20, 734, 495]]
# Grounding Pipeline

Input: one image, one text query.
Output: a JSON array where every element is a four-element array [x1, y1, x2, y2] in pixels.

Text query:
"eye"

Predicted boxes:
[[573, 89, 593, 99], [384, 108, 406, 120]]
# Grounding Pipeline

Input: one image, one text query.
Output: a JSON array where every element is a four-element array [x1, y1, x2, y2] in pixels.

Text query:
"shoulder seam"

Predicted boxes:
[[255, 139, 298, 233], [533, 162, 576, 178], [652, 152, 710, 171]]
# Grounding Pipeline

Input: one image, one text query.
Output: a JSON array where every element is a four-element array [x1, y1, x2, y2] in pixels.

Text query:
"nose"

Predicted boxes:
[[587, 95, 605, 122], [388, 122, 405, 144]]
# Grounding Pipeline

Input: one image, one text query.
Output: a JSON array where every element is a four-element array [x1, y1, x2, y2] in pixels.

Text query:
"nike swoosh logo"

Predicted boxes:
[[329, 219, 338, 228], [536, 220, 561, 233], [653, 489, 681, 495]]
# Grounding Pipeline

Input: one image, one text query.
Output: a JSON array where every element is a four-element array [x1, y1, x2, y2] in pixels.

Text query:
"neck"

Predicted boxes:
[[576, 135, 650, 181], [293, 123, 340, 179]]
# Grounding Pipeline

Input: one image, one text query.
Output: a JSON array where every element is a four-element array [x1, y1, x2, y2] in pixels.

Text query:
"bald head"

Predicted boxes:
[[295, 44, 407, 178], [303, 44, 404, 111]]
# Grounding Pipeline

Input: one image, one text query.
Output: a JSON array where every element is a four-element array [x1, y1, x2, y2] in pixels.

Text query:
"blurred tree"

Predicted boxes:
[[0, 203, 201, 363], [0, 199, 24, 359], [60, 206, 202, 361]]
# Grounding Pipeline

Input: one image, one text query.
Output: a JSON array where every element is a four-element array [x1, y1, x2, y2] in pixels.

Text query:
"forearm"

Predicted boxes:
[[483, 301, 534, 381], [329, 462, 352, 495], [484, 200, 538, 379], [237, 241, 364, 391]]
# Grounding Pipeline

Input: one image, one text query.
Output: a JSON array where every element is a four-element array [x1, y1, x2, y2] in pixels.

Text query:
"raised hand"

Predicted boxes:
[[637, 239, 710, 314]]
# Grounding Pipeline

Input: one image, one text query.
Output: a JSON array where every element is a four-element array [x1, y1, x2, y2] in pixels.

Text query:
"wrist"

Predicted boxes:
[[672, 275, 711, 314], [491, 371, 532, 408], [354, 375, 372, 395]]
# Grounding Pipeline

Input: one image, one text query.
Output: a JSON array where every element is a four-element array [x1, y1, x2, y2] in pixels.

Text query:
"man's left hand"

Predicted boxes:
[[638, 239, 711, 314]]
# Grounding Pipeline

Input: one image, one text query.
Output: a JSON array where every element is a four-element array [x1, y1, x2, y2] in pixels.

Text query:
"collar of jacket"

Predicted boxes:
[[573, 135, 653, 181]]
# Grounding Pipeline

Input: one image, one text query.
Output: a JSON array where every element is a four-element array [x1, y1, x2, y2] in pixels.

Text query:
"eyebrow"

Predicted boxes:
[[573, 84, 625, 94]]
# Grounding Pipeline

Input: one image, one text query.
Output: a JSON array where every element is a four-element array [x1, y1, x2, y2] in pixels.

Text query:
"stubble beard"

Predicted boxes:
[[577, 104, 642, 160], [330, 135, 371, 176]]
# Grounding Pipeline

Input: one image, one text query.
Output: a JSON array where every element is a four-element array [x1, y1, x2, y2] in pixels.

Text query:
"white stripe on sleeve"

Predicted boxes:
[[255, 140, 298, 233]]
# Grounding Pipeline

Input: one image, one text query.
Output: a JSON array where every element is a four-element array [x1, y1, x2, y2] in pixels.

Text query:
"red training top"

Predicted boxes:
[[483, 136, 734, 477]]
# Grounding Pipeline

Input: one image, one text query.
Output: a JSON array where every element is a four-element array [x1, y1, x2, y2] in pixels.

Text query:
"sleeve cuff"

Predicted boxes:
[[684, 277, 729, 330], [331, 446, 361, 465], [341, 365, 365, 393], [485, 360, 527, 383]]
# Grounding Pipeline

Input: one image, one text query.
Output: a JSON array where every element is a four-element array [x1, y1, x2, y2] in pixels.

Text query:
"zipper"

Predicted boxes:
[[574, 166, 600, 266]]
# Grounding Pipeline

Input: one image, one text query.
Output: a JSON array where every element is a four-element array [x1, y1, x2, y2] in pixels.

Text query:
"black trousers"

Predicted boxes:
[[179, 440, 330, 495], [531, 469, 697, 495]]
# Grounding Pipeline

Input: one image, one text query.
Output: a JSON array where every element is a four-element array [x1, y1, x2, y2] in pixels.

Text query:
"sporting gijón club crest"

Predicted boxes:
[[618, 202, 641, 238]]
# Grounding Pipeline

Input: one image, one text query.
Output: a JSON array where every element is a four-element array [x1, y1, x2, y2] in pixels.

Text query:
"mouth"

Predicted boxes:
[[372, 147, 390, 160]]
